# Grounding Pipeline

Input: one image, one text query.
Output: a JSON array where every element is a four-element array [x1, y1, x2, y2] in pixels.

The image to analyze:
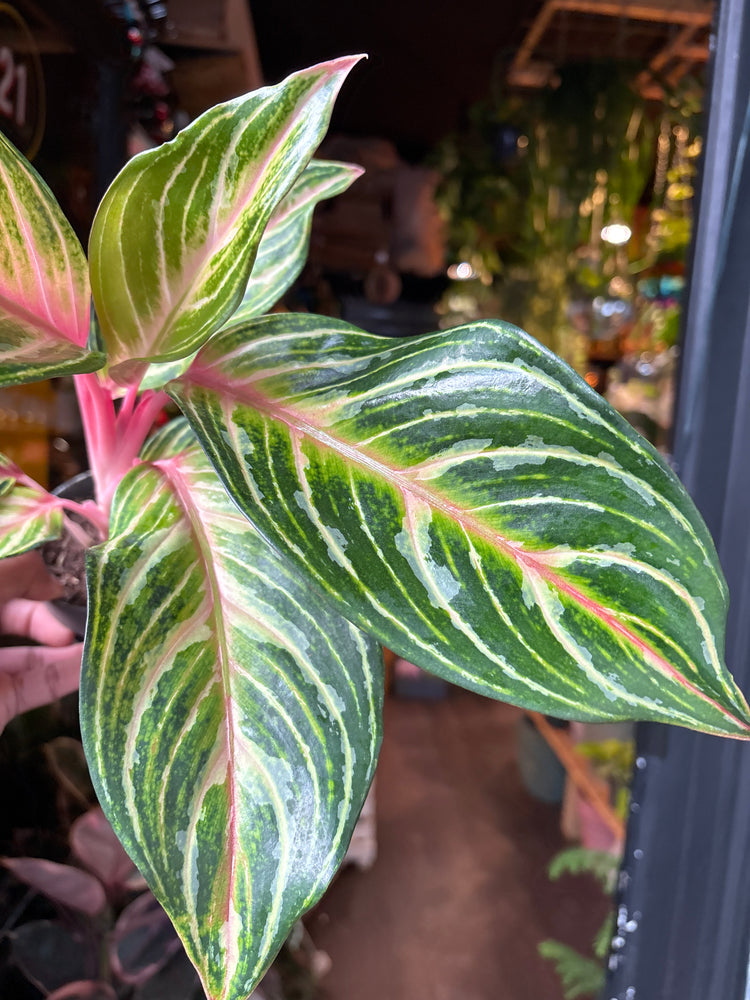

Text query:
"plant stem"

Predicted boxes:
[[118, 382, 139, 424], [74, 373, 117, 508], [58, 498, 109, 539], [74, 374, 168, 518], [118, 390, 169, 458], [60, 509, 98, 548]]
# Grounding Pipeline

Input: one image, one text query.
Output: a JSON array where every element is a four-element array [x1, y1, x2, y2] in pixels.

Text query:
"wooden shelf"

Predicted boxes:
[[508, 0, 711, 95], [528, 711, 625, 841]]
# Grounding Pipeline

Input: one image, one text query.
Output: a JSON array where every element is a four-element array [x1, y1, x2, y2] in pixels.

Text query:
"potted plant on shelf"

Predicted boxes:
[[1, 55, 748, 1000]]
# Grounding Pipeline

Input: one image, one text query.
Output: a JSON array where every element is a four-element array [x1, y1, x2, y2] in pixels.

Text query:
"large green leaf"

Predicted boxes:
[[89, 57, 362, 386], [0, 453, 62, 558], [138, 159, 361, 392], [80, 421, 383, 1000], [0, 132, 103, 387], [170, 313, 750, 738]]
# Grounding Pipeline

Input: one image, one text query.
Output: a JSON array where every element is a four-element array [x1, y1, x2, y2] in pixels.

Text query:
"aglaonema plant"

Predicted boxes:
[[0, 54, 748, 1000]]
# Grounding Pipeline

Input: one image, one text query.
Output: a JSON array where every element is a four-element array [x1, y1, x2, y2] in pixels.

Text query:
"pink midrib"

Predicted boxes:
[[156, 454, 240, 947], [0, 284, 87, 346], [0, 156, 85, 340], [181, 366, 750, 736]]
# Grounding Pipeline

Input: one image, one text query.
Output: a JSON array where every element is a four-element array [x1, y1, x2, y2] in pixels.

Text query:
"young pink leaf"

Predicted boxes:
[[0, 132, 104, 386], [2, 856, 107, 916]]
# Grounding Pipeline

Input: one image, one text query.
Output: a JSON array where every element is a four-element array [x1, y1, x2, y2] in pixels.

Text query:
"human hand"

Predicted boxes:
[[0, 550, 83, 733]]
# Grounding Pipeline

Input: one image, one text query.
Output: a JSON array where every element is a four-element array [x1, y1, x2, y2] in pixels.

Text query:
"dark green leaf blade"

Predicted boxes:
[[170, 313, 750, 738], [80, 423, 383, 1000]]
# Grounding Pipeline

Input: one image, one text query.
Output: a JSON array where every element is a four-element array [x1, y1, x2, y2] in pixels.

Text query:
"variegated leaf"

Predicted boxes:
[[80, 420, 383, 1000], [139, 354, 198, 392], [0, 132, 104, 387], [0, 453, 62, 557], [170, 313, 750, 738], [89, 57, 362, 386], [228, 159, 363, 323], [138, 160, 360, 392]]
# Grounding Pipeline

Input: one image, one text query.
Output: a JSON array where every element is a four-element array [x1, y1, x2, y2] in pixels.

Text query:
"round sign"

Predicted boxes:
[[0, 3, 45, 159]]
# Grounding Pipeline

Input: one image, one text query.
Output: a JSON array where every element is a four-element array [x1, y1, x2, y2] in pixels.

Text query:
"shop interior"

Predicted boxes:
[[0, 1, 720, 998]]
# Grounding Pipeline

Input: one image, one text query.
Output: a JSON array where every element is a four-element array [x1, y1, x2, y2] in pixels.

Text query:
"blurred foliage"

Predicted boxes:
[[575, 737, 635, 821], [547, 846, 619, 893], [538, 939, 607, 999], [433, 64, 702, 354], [540, 846, 620, 998]]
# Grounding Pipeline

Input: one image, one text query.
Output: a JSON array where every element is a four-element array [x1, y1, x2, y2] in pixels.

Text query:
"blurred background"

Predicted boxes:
[[0, 2, 717, 998]]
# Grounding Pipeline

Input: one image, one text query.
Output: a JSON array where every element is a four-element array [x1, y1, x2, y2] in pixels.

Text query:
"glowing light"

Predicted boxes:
[[447, 261, 476, 280], [601, 223, 632, 246]]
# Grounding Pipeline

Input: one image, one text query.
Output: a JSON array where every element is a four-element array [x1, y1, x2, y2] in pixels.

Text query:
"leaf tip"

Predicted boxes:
[[317, 53, 368, 86], [346, 162, 366, 181]]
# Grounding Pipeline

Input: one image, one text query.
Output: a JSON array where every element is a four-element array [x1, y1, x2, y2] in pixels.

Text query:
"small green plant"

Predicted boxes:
[[539, 938, 608, 1000], [0, 56, 748, 1000], [539, 846, 619, 999], [577, 737, 635, 819]]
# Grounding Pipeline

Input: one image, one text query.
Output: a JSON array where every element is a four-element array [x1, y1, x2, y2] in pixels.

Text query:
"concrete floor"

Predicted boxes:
[[308, 688, 609, 1000]]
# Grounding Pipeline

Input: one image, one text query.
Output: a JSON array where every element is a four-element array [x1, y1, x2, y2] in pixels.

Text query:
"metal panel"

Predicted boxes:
[[604, 0, 750, 996]]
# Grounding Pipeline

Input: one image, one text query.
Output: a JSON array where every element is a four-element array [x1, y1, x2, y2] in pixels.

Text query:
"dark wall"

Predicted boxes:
[[604, 0, 750, 997]]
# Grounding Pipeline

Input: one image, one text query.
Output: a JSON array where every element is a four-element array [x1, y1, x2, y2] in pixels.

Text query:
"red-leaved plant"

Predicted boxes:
[[1, 56, 749, 1000], [1, 805, 184, 999]]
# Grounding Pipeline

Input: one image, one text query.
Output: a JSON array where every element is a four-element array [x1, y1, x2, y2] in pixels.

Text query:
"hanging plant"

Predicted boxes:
[[434, 63, 663, 349]]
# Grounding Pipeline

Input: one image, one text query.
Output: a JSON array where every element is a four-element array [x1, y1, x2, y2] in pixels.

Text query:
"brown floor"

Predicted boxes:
[[307, 687, 609, 1000]]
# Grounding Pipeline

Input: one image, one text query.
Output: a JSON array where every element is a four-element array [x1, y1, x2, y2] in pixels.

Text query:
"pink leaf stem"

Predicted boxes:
[[1, 458, 48, 495], [57, 501, 108, 544], [70, 500, 109, 537], [115, 389, 168, 456], [74, 373, 117, 508], [118, 383, 139, 425], [88, 389, 171, 515]]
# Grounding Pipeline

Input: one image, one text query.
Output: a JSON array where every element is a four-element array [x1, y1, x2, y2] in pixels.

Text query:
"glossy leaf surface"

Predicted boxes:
[[138, 159, 361, 392], [89, 58, 362, 385], [0, 453, 62, 557], [80, 422, 383, 999], [0, 132, 103, 386], [172, 313, 750, 738]]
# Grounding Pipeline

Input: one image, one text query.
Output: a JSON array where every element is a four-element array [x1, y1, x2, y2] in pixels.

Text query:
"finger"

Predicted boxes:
[[1, 597, 77, 645], [0, 551, 63, 604], [0, 644, 82, 734], [0, 599, 76, 646]]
